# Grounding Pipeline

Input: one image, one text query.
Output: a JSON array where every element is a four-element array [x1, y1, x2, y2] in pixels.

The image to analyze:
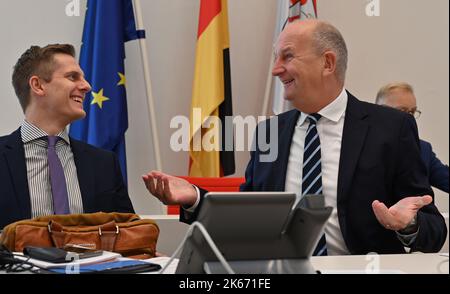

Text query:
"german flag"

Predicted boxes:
[[189, 0, 235, 177]]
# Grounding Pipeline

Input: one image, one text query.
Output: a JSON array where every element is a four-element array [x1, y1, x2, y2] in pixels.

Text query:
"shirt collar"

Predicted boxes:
[[21, 120, 70, 145], [297, 88, 348, 126]]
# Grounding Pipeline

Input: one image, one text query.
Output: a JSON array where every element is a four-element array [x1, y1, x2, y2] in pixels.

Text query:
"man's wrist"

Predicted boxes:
[[182, 185, 201, 212], [397, 215, 419, 235]]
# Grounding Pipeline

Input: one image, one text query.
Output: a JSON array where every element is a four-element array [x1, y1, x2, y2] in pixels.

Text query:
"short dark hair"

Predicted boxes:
[[12, 44, 75, 112]]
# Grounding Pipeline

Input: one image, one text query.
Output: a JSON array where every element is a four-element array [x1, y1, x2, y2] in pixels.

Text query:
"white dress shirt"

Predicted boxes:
[[285, 88, 349, 255]]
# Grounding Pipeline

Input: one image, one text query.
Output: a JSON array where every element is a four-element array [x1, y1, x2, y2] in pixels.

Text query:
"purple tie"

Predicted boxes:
[[47, 136, 70, 214]]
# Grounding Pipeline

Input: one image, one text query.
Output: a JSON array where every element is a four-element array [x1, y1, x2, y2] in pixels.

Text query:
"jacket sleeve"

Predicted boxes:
[[240, 148, 256, 192], [179, 187, 208, 225], [240, 120, 263, 192], [428, 147, 449, 193], [108, 153, 135, 213], [395, 115, 447, 252]]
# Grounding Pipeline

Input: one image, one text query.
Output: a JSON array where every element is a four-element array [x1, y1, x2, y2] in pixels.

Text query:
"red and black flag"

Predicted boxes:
[[189, 0, 235, 177]]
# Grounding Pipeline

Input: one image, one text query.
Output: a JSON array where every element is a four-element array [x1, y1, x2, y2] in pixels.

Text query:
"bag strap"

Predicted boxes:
[[48, 221, 120, 252], [98, 221, 120, 252], [48, 221, 65, 249]]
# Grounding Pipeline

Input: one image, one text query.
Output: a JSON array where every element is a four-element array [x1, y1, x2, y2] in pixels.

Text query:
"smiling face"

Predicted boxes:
[[272, 22, 326, 113], [38, 53, 91, 125], [272, 21, 344, 114]]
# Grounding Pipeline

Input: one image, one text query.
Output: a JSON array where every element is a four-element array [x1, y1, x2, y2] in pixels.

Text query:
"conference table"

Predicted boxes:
[[1, 215, 447, 274], [0, 252, 447, 274]]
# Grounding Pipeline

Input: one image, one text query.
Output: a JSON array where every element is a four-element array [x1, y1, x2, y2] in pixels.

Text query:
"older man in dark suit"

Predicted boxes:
[[143, 20, 446, 254]]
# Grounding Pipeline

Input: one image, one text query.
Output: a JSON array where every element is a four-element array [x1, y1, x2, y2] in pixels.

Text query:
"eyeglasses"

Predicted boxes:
[[382, 105, 422, 119], [399, 108, 421, 119]]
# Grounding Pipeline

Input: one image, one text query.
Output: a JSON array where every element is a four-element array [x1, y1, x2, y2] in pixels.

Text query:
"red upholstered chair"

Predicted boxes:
[[167, 177, 245, 215]]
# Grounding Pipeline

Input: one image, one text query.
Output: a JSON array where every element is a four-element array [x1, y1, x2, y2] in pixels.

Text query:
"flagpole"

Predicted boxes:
[[261, 54, 274, 116], [133, 0, 162, 171], [262, 0, 288, 116]]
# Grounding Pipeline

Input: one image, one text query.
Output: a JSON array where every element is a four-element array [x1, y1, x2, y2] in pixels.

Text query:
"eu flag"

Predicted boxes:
[[69, 0, 144, 183]]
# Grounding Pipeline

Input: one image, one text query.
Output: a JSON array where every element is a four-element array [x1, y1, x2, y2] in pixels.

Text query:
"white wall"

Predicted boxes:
[[0, 0, 447, 214]]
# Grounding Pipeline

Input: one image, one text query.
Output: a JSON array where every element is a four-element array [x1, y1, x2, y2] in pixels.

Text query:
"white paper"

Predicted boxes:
[[14, 251, 121, 269]]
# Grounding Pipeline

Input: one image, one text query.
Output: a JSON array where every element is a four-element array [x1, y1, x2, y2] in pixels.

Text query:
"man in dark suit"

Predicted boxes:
[[376, 82, 449, 193], [420, 140, 449, 193], [0, 44, 134, 229], [143, 20, 446, 254]]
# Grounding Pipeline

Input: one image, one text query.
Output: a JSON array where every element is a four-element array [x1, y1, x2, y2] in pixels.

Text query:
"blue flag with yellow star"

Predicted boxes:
[[69, 0, 144, 184]]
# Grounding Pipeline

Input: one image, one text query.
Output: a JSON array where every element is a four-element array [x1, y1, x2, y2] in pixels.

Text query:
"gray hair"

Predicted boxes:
[[311, 22, 348, 83], [375, 82, 414, 105]]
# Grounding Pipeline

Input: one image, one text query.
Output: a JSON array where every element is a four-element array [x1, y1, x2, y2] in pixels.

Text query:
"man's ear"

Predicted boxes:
[[29, 76, 46, 97], [322, 51, 337, 77]]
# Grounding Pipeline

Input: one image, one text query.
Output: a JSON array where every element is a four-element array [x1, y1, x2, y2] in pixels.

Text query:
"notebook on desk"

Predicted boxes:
[[48, 259, 161, 274]]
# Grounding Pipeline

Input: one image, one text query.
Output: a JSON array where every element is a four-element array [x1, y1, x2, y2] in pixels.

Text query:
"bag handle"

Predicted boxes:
[[48, 220, 120, 252], [98, 221, 120, 252]]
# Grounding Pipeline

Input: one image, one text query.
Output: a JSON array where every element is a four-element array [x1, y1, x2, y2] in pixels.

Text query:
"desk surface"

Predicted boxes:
[[310, 253, 448, 274], [1, 253, 446, 274], [150, 253, 449, 274]]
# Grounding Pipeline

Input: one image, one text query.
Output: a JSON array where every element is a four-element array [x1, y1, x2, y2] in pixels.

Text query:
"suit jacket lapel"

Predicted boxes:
[[2, 128, 31, 219], [70, 139, 95, 212], [271, 110, 300, 191], [338, 93, 369, 205]]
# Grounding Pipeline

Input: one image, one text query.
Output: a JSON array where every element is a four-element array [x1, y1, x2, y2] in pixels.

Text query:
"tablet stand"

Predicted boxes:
[[175, 194, 332, 274]]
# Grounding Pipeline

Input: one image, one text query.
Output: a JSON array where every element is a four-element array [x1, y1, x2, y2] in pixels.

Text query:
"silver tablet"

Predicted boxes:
[[176, 192, 332, 274], [196, 192, 296, 241]]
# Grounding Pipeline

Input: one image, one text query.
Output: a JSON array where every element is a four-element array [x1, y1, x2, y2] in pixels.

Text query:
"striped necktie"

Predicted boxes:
[[302, 114, 327, 256]]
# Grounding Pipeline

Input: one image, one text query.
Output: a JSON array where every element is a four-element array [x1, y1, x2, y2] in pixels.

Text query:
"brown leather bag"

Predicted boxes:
[[0, 212, 159, 259]]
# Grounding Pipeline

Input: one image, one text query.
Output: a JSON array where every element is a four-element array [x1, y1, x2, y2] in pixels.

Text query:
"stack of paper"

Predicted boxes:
[[15, 250, 121, 269]]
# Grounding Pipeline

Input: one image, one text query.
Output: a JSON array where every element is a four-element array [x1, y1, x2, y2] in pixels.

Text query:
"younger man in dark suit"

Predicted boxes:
[[0, 44, 134, 229]]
